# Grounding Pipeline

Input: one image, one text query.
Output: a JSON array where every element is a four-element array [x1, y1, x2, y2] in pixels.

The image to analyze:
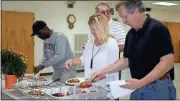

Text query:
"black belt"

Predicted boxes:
[[152, 75, 169, 84], [159, 75, 169, 80]]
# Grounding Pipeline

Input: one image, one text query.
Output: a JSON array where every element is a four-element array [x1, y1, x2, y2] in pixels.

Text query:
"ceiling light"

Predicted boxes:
[[152, 2, 178, 6]]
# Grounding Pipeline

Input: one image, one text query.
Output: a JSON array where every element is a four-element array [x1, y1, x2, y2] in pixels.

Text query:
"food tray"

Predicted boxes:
[[13, 80, 65, 89], [42, 86, 76, 99], [76, 86, 108, 99], [42, 86, 107, 100], [19, 89, 52, 100]]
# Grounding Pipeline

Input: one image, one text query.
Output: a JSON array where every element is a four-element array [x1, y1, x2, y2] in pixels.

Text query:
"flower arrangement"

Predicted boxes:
[[1, 49, 27, 78]]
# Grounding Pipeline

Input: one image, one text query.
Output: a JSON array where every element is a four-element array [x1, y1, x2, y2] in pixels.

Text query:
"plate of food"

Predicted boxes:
[[65, 78, 84, 86], [77, 81, 92, 88]]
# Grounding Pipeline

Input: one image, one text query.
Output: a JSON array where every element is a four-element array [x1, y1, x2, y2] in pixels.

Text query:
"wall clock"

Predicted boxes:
[[67, 14, 76, 29]]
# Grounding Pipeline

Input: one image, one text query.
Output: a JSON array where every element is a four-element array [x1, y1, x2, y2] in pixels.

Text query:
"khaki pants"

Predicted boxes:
[[52, 66, 76, 83]]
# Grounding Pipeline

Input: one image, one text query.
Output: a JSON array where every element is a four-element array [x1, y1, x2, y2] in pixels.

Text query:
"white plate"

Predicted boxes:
[[65, 78, 84, 86]]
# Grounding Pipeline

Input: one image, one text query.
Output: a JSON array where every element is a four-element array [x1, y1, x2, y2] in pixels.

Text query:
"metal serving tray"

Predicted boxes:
[[13, 80, 65, 90], [20, 89, 52, 100], [42, 86, 107, 100]]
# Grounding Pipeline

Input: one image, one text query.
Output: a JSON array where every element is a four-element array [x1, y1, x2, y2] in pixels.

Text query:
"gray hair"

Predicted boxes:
[[95, 3, 111, 14], [115, 0, 145, 13]]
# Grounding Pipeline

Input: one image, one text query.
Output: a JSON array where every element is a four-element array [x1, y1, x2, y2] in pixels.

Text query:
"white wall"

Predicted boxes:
[[148, 9, 180, 22], [2, 1, 180, 73]]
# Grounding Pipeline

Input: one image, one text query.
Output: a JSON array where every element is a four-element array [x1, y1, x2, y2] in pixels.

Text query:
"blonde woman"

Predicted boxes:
[[65, 13, 119, 88]]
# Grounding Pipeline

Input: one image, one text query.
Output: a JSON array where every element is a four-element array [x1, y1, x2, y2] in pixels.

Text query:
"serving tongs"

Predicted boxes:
[[46, 78, 60, 86]]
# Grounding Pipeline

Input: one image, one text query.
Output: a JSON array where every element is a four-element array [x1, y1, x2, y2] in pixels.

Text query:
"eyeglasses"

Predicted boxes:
[[120, 14, 129, 20], [97, 10, 110, 16], [120, 12, 135, 21], [99, 11, 107, 15]]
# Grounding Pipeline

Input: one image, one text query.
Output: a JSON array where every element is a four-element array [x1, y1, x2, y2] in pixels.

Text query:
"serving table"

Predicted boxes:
[[1, 76, 109, 100]]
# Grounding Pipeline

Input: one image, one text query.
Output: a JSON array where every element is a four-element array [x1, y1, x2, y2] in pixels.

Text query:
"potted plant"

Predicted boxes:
[[1, 49, 27, 89]]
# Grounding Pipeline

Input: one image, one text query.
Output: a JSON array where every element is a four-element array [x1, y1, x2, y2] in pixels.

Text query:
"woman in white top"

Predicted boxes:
[[65, 13, 119, 88]]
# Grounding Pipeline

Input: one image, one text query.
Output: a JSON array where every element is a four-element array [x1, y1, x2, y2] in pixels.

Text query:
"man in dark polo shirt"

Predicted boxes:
[[92, 0, 176, 100]]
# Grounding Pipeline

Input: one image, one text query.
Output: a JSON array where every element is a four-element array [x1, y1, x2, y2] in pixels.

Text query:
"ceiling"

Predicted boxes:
[[143, 1, 180, 12], [2, 1, 180, 12], [101, 1, 180, 12]]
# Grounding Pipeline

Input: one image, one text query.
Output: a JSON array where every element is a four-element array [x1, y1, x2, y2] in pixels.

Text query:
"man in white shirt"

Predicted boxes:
[[88, 3, 126, 79]]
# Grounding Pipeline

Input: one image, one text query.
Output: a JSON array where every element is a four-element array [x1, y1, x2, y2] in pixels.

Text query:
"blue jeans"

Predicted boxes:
[[130, 79, 176, 100]]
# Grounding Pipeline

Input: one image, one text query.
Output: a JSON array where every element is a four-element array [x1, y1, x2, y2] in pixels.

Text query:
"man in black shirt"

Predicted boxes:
[[92, 0, 176, 100]]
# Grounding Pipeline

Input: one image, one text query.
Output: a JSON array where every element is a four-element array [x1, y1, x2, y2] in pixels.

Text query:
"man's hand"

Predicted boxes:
[[120, 79, 145, 90], [91, 69, 106, 82], [65, 59, 73, 69], [34, 65, 45, 74]]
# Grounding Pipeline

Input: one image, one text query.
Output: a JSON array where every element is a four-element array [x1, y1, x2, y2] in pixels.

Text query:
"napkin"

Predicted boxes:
[[107, 80, 135, 99]]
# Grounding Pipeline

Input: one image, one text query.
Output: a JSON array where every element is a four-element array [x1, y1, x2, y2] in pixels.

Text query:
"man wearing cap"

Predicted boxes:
[[31, 20, 76, 83]]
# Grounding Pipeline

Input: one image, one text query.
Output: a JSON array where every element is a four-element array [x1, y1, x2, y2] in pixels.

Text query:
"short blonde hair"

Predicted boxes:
[[88, 13, 111, 43]]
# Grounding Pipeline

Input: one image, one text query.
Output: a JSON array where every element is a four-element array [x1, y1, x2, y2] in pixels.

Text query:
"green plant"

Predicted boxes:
[[1, 49, 27, 78]]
